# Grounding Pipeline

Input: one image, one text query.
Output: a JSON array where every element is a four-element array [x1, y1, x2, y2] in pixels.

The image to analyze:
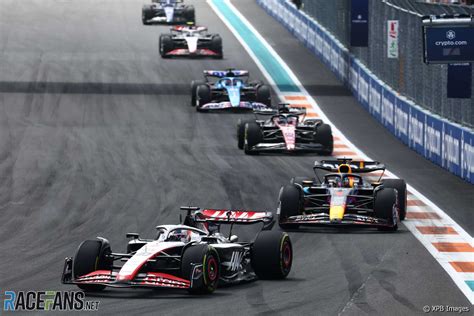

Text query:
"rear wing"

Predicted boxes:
[[180, 207, 273, 225], [313, 158, 386, 173], [203, 70, 249, 78], [254, 107, 306, 116], [153, 0, 183, 3]]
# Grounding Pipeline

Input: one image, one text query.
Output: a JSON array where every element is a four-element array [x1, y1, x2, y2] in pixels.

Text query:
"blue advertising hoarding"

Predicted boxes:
[[461, 131, 474, 183], [424, 25, 474, 64], [350, 0, 369, 47], [425, 115, 443, 166], [443, 122, 463, 176], [394, 98, 410, 145]]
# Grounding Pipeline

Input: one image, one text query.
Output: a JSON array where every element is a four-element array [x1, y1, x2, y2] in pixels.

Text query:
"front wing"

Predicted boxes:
[[165, 48, 220, 57], [279, 213, 395, 228], [62, 258, 192, 290], [198, 101, 268, 111], [247, 142, 324, 153]]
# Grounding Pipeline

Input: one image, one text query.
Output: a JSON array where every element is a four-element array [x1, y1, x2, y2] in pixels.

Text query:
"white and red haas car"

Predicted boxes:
[[237, 105, 333, 155], [61, 207, 292, 294], [159, 25, 223, 59]]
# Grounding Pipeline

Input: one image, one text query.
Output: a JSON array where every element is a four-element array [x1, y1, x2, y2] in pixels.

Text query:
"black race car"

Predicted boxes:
[[142, 0, 195, 25], [190, 69, 271, 111], [62, 207, 292, 294], [278, 158, 407, 231], [237, 105, 333, 155]]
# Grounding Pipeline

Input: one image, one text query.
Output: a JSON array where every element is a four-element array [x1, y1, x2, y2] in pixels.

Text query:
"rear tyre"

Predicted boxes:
[[382, 179, 407, 220], [197, 85, 212, 110], [159, 35, 173, 58], [251, 231, 292, 279], [191, 80, 205, 107], [255, 85, 271, 107], [237, 119, 254, 150], [374, 188, 398, 231], [142, 5, 153, 25], [313, 123, 333, 155], [181, 244, 220, 294], [244, 122, 262, 155], [73, 239, 112, 292], [211, 35, 223, 59], [184, 5, 195, 23], [278, 185, 302, 229]]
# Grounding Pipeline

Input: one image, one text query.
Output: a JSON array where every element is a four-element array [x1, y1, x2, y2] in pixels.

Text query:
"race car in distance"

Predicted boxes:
[[62, 207, 292, 294], [159, 25, 223, 59], [142, 0, 195, 25], [237, 105, 333, 155], [278, 158, 407, 231], [191, 69, 271, 111]]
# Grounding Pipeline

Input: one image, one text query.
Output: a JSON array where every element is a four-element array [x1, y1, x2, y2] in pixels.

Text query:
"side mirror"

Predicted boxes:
[[230, 235, 238, 243], [126, 233, 140, 239]]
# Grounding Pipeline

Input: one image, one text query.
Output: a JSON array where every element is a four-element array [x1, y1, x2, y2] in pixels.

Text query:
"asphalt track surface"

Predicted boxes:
[[0, 0, 472, 315]]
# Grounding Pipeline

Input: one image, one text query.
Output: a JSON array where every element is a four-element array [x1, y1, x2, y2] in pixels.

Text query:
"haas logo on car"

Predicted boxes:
[[225, 251, 244, 271]]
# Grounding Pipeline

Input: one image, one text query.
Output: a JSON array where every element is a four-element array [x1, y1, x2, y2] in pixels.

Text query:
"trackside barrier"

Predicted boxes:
[[257, 0, 474, 184]]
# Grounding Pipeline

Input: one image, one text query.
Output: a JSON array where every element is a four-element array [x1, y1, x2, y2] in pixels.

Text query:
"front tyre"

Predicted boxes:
[[382, 179, 407, 220], [159, 35, 173, 58], [211, 35, 223, 59], [278, 185, 302, 230], [313, 123, 333, 155], [181, 244, 220, 294], [244, 122, 262, 155], [73, 239, 112, 292], [374, 188, 398, 231], [251, 231, 292, 279], [191, 80, 205, 107], [196, 85, 212, 109], [237, 119, 254, 149]]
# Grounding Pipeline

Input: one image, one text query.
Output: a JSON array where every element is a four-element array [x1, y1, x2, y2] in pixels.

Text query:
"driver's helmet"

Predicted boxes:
[[328, 177, 342, 188], [342, 176, 355, 188], [168, 229, 201, 243]]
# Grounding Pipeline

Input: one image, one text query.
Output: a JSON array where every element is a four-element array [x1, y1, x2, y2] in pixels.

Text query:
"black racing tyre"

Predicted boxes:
[[181, 244, 220, 294], [142, 5, 153, 25], [184, 5, 195, 23], [278, 185, 302, 229], [251, 231, 292, 279], [191, 80, 205, 107], [73, 239, 112, 292], [255, 84, 271, 107], [159, 34, 173, 58], [244, 122, 262, 155], [211, 35, 223, 59], [382, 178, 407, 221], [374, 188, 398, 231], [313, 123, 333, 155], [237, 119, 254, 150], [197, 85, 212, 109]]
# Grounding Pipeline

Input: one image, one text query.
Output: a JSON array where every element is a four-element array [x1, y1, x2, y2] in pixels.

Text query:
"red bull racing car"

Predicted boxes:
[[159, 25, 223, 59], [278, 159, 407, 231], [62, 207, 292, 294], [237, 105, 333, 154]]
